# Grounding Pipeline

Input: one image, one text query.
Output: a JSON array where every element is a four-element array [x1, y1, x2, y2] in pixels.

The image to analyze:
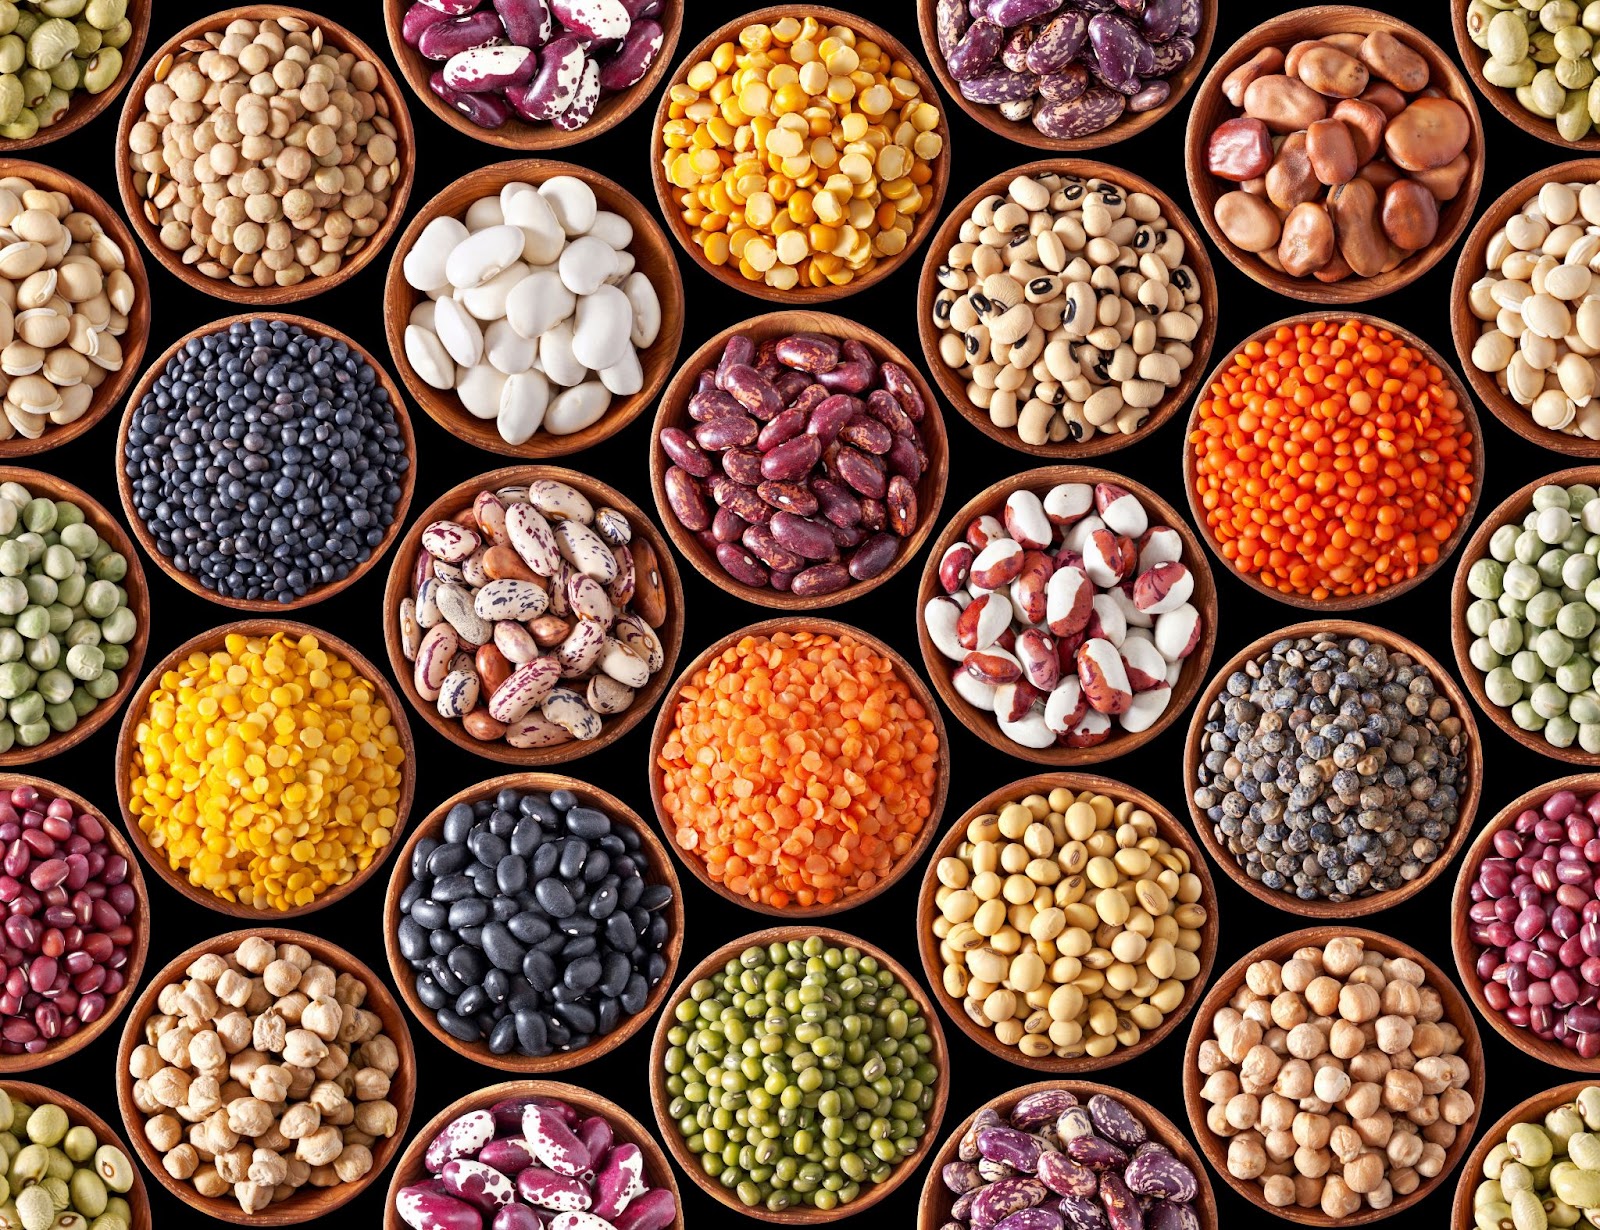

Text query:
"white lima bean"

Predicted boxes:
[[402, 177, 662, 445]]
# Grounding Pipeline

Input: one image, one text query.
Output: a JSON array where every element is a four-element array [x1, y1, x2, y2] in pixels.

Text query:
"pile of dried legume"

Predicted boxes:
[[655, 627, 939, 911], [0, 1086, 136, 1230], [1189, 318, 1476, 602], [125, 629, 407, 911], [1467, 1085, 1600, 1229]]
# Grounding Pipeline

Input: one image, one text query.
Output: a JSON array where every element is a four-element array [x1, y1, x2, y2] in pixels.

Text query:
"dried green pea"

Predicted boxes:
[[1470, 598, 1502, 635], [1493, 523, 1523, 561], [96, 16, 125, 49], [1514, 698, 1548, 730], [97, 642, 123, 670], [1472, 558, 1508, 598], [5, 693, 36, 727], [1549, 713, 1580, 746]]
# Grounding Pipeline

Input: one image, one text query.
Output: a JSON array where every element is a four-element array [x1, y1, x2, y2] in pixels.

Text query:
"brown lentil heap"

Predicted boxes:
[[1191, 633, 1468, 903], [126, 15, 402, 292]]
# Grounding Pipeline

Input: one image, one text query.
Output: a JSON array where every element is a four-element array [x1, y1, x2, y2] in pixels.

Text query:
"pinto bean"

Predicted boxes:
[[1278, 201, 1335, 276], [1381, 178, 1439, 250]]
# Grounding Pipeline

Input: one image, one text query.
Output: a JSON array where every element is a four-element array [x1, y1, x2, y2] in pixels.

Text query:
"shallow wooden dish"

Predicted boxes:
[[383, 771, 684, 1072], [1184, 311, 1485, 611], [117, 927, 416, 1227], [1452, 773, 1600, 1072], [1450, 1079, 1593, 1230], [649, 310, 948, 610], [1184, 618, 1481, 919], [1452, 159, 1600, 457], [916, 1079, 1219, 1229], [115, 312, 416, 612], [382, 0, 681, 151], [1183, 925, 1485, 1226], [1453, 0, 1600, 152], [382, 1078, 685, 1230], [647, 616, 949, 918], [0, 159, 149, 458], [382, 464, 684, 767], [0, 4, 148, 153], [916, 157, 1217, 459], [1184, 6, 1485, 304], [5, 1080, 152, 1227], [915, 0, 1216, 153], [649, 925, 948, 1224], [0, 465, 148, 767], [114, 618, 416, 919], [650, 5, 951, 304], [916, 464, 1218, 766], [1450, 465, 1600, 764], [383, 159, 685, 459], [0, 776, 148, 1073], [917, 772, 1218, 1073], [115, 6, 415, 305]]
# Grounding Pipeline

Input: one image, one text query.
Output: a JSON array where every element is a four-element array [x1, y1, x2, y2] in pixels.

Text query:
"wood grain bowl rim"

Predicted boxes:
[[914, 771, 1220, 1074], [915, 1078, 1220, 1230], [1182, 924, 1486, 1227], [0, 2, 149, 153], [112, 617, 417, 920], [381, 0, 683, 151], [0, 774, 149, 1074], [647, 924, 949, 1224], [645, 614, 950, 919], [381, 1078, 686, 1230], [1451, 772, 1600, 1072], [1181, 617, 1483, 919], [0, 464, 149, 768], [1182, 310, 1487, 611], [113, 310, 417, 613], [381, 771, 685, 1073], [1449, 464, 1600, 765], [381, 157, 686, 460], [114, 5, 416, 306], [913, 463, 1220, 766], [3, 1079, 153, 1227], [1451, 0, 1600, 152], [1183, 5, 1486, 305], [1449, 1078, 1597, 1230], [648, 4, 952, 304], [647, 308, 949, 611], [913, 155, 1218, 459], [115, 926, 416, 1227]]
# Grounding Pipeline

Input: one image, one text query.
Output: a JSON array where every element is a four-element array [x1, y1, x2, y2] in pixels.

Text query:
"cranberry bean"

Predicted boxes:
[[710, 508, 748, 544], [709, 477, 770, 525], [812, 478, 862, 527], [757, 481, 817, 516], [714, 542, 768, 587], [839, 416, 892, 454], [806, 394, 859, 447], [742, 525, 806, 573], [848, 533, 899, 580], [761, 434, 823, 482], [836, 447, 887, 499], [791, 563, 850, 597], [659, 428, 713, 478], [721, 448, 764, 486], [774, 333, 839, 373], [757, 407, 807, 451], [663, 467, 711, 532], [769, 512, 838, 561], [722, 364, 784, 420], [694, 413, 758, 452], [688, 388, 744, 423], [886, 476, 918, 537]]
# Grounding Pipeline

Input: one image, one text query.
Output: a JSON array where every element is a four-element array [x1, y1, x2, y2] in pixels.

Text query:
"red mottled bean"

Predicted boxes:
[[709, 476, 771, 525], [839, 415, 892, 454], [791, 563, 850, 597], [721, 448, 764, 486], [769, 512, 839, 561], [693, 412, 758, 451], [757, 480, 818, 516], [774, 333, 840, 372], [722, 364, 784, 419], [836, 446, 887, 499], [757, 406, 808, 451], [711, 508, 748, 544], [848, 532, 899, 580], [688, 388, 744, 423], [761, 433, 823, 482], [714, 541, 769, 586], [663, 467, 711, 532], [742, 524, 806, 572]]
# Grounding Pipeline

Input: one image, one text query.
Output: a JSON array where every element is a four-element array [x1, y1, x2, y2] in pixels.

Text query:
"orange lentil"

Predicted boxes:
[[1189, 318, 1476, 601], [656, 629, 939, 910]]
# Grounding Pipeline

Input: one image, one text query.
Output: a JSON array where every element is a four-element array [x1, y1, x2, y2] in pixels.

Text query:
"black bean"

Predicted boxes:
[[443, 804, 475, 844], [554, 1001, 596, 1034], [535, 878, 576, 918], [641, 884, 674, 911], [416, 975, 446, 1010], [397, 918, 430, 963], [470, 830, 508, 867], [428, 930, 456, 957], [596, 998, 620, 1036], [482, 969, 510, 1003], [436, 1008, 479, 1042], [488, 1015, 518, 1055], [428, 845, 468, 878], [447, 945, 486, 985], [410, 838, 439, 880], [410, 899, 447, 930], [588, 884, 618, 920], [514, 1009, 548, 1056], [522, 949, 557, 993], [489, 894, 519, 922], [508, 912, 550, 944], [447, 899, 488, 928], [565, 807, 610, 839], [599, 952, 631, 997], [605, 914, 637, 951], [399, 881, 426, 913], [510, 817, 543, 857], [456, 985, 488, 1017], [582, 850, 610, 884], [563, 955, 602, 993], [481, 922, 525, 973], [620, 974, 648, 1014], [532, 843, 560, 880], [550, 789, 577, 811], [557, 837, 587, 880], [561, 936, 597, 960], [496, 853, 528, 894]]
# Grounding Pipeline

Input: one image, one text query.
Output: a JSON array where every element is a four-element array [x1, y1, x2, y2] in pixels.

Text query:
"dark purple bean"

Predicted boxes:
[[786, 382, 829, 415], [768, 568, 796, 592], [961, 67, 1039, 104], [714, 542, 769, 587], [1058, 1195, 1110, 1230], [694, 412, 758, 452], [419, 10, 506, 60], [769, 512, 838, 561], [756, 406, 808, 451], [742, 525, 807, 573], [711, 508, 748, 544], [989, 0, 1062, 22], [887, 434, 925, 483], [839, 415, 892, 454], [761, 434, 823, 483], [721, 448, 764, 486], [722, 364, 784, 420], [1027, 10, 1088, 73], [848, 533, 899, 581], [947, 17, 1004, 80], [1088, 1095, 1147, 1148], [430, 72, 513, 127], [510, 37, 587, 121], [757, 481, 817, 516], [597, 17, 663, 91], [659, 427, 713, 478], [836, 447, 887, 499], [688, 388, 745, 423], [774, 333, 840, 373], [818, 342, 876, 393], [1039, 63, 1091, 101], [494, 0, 552, 47], [936, 0, 972, 57], [827, 520, 867, 550], [1001, 25, 1036, 72], [1147, 34, 1194, 73], [403, 2, 450, 47], [663, 467, 711, 532], [812, 478, 862, 527], [1034, 85, 1126, 137], [791, 563, 850, 597]]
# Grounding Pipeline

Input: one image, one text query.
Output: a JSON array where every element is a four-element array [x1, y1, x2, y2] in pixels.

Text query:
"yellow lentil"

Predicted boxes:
[[661, 16, 944, 291], [127, 631, 406, 911]]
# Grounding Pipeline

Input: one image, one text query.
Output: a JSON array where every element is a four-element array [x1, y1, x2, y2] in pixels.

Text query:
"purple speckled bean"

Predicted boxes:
[[817, 341, 875, 393], [1001, 25, 1036, 72], [663, 467, 711, 532], [947, 17, 1004, 81], [1012, 1089, 1077, 1128], [722, 448, 764, 486], [859, 496, 887, 533], [1177, 0, 1201, 36], [709, 477, 771, 524], [970, 1176, 1049, 1225], [1147, 35, 1193, 73], [404, 2, 450, 48], [757, 480, 817, 515], [715, 541, 769, 587], [848, 532, 899, 580], [430, 71, 513, 127], [1026, 10, 1088, 74], [722, 364, 784, 420], [961, 65, 1039, 103], [806, 394, 859, 447], [1088, 1096, 1147, 1148], [786, 382, 829, 415], [1034, 85, 1125, 136], [761, 433, 822, 482], [775, 333, 840, 372], [711, 507, 748, 543], [881, 363, 925, 421], [717, 336, 755, 389], [1143, 1201, 1199, 1230], [769, 512, 838, 561], [1130, 79, 1170, 111], [792, 563, 850, 597], [936, 0, 972, 57], [988, 0, 1061, 22], [835, 446, 887, 499], [598, 18, 663, 91], [1065, 1133, 1128, 1171], [827, 519, 867, 550], [997, 1210, 1064, 1230], [757, 406, 807, 451], [688, 388, 744, 423], [694, 412, 758, 452], [660, 427, 713, 477], [1058, 1195, 1110, 1230], [742, 524, 806, 572], [1124, 1151, 1196, 1202], [419, 10, 505, 60], [495, 0, 552, 47], [1099, 1172, 1142, 1230], [1039, 1149, 1097, 1197], [811, 477, 862, 527], [951, 1189, 980, 1221], [1138, 0, 1181, 42], [864, 388, 915, 436], [1087, 13, 1142, 90], [1039, 63, 1091, 101], [839, 415, 892, 455]]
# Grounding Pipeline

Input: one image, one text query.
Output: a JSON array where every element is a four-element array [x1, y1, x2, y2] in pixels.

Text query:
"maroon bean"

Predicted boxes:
[[663, 467, 711, 532], [756, 407, 807, 452], [811, 478, 862, 527], [817, 343, 876, 393], [864, 388, 915, 436], [786, 383, 828, 416], [848, 533, 900, 580], [711, 508, 748, 544], [659, 427, 713, 478], [709, 477, 771, 525], [694, 370, 716, 395], [827, 521, 866, 550], [769, 512, 838, 561], [886, 435, 925, 483], [860, 497, 887, 533], [742, 525, 806, 573], [835, 446, 887, 499], [774, 333, 840, 373], [772, 370, 812, 405], [886, 475, 918, 537], [717, 336, 755, 389], [757, 481, 817, 516], [597, 17, 663, 92], [688, 388, 745, 423], [760, 434, 822, 482], [714, 542, 769, 587], [839, 416, 892, 454], [880, 362, 926, 421], [806, 394, 859, 448], [791, 563, 850, 598], [769, 569, 796, 592], [721, 448, 764, 486], [721, 364, 784, 420]]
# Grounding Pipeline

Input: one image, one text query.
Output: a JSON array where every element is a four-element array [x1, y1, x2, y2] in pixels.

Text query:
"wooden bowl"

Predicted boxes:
[[649, 6, 951, 304], [1451, 159, 1600, 456], [1453, 1, 1600, 151], [914, 0, 1216, 153], [0, 5, 148, 153], [382, 1, 682, 151], [114, 6, 415, 306], [383, 159, 685, 459], [1451, 773, 1600, 1072], [915, 157, 1217, 459], [916, 772, 1219, 1073], [649, 925, 949, 1223], [0, 776, 148, 1073], [647, 617, 949, 918], [649, 311, 948, 610], [916, 1079, 1219, 1229], [117, 927, 416, 1227], [1450, 1079, 1594, 1230], [1184, 618, 1482, 919], [1183, 925, 1486, 1226], [114, 618, 416, 919], [1450, 465, 1600, 764], [1184, 6, 1485, 304], [382, 1079, 685, 1230], [1184, 311, 1485, 611], [382, 464, 684, 767], [114, 312, 416, 612], [916, 464, 1219, 766], [0, 465, 148, 767], [0, 159, 149, 458], [3, 1080, 152, 1227], [383, 771, 685, 1072]]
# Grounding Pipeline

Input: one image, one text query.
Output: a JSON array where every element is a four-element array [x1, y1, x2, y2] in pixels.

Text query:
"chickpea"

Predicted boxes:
[[1228, 1133, 1267, 1180]]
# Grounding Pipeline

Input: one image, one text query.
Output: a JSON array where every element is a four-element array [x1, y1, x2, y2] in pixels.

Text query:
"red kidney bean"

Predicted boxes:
[[760, 434, 823, 483], [839, 416, 892, 454], [774, 333, 840, 373], [742, 525, 806, 573], [722, 365, 784, 420], [864, 388, 915, 436], [848, 533, 899, 580], [835, 447, 887, 499], [714, 542, 768, 587], [769, 512, 838, 561], [757, 481, 817, 516], [708, 477, 770, 525], [860, 497, 887, 533], [659, 427, 713, 478], [757, 406, 807, 451], [688, 388, 746, 423], [791, 563, 850, 597], [717, 335, 755, 388], [710, 508, 748, 544], [812, 478, 862, 527], [664, 467, 712, 532], [721, 447, 764, 486]]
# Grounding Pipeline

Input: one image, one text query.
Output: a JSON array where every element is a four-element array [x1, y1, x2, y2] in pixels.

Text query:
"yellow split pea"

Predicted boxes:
[[661, 15, 944, 290], [127, 631, 406, 911]]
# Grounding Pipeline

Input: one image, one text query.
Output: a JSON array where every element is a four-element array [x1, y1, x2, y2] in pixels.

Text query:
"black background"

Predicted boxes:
[[14, 1, 1587, 1226]]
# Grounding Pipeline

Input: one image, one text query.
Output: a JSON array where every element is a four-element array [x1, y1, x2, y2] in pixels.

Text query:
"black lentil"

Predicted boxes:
[[122, 318, 408, 603], [398, 786, 674, 1059], [1191, 632, 1470, 903]]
